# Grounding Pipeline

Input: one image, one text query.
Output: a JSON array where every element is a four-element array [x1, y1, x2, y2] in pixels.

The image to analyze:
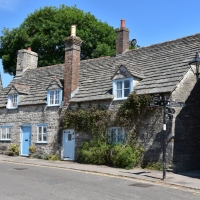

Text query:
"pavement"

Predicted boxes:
[[0, 154, 200, 192]]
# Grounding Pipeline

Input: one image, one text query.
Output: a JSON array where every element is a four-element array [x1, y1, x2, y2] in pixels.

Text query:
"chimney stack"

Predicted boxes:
[[64, 25, 82, 105], [16, 47, 38, 78], [115, 19, 129, 55]]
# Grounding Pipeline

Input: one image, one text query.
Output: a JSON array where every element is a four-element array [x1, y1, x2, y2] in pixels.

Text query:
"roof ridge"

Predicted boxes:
[[126, 32, 200, 53], [81, 56, 111, 62]]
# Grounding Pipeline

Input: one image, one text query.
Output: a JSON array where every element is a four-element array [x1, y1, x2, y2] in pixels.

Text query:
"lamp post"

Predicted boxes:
[[188, 53, 200, 82]]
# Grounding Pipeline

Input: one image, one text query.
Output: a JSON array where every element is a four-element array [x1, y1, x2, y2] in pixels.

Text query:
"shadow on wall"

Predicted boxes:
[[173, 81, 200, 172], [140, 109, 172, 168]]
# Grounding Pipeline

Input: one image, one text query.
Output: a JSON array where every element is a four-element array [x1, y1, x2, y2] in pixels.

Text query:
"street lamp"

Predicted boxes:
[[188, 52, 200, 82]]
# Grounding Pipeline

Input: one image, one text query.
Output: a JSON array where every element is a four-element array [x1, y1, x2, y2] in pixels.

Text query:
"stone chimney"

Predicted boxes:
[[16, 47, 38, 78], [64, 25, 82, 105], [115, 19, 129, 55]]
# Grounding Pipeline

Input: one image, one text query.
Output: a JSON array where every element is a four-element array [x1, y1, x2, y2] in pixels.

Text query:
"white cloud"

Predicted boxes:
[[0, 0, 21, 11]]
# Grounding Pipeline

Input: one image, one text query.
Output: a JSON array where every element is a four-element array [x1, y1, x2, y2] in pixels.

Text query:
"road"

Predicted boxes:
[[0, 162, 199, 200]]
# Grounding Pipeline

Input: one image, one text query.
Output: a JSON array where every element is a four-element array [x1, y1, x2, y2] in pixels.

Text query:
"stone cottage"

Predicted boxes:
[[0, 20, 200, 171]]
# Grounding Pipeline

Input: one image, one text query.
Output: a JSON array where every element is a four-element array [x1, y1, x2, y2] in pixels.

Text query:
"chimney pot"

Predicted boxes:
[[121, 19, 125, 28], [71, 25, 76, 36], [27, 46, 31, 51]]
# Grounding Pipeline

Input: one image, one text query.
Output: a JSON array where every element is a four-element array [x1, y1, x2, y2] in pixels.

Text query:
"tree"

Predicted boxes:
[[0, 5, 116, 75]]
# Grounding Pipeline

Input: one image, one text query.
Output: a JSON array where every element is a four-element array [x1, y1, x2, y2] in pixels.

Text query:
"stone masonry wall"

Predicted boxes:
[[0, 105, 62, 156], [170, 70, 200, 172]]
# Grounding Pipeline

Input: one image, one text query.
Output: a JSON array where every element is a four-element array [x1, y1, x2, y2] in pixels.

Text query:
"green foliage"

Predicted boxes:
[[43, 154, 60, 161], [142, 162, 163, 171], [0, 5, 116, 75], [31, 154, 43, 159], [117, 91, 152, 127], [8, 144, 19, 156], [109, 145, 138, 169], [78, 138, 143, 169], [28, 145, 35, 154], [62, 92, 153, 140], [63, 107, 113, 136]]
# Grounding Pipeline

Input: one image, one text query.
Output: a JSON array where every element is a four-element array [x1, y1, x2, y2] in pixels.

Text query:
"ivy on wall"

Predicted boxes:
[[62, 92, 154, 139]]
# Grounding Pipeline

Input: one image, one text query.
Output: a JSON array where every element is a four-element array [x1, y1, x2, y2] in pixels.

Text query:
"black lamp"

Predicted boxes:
[[188, 52, 200, 82]]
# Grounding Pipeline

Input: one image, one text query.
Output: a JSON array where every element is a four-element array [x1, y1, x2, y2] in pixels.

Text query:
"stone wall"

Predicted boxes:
[[0, 105, 62, 156], [170, 70, 200, 172]]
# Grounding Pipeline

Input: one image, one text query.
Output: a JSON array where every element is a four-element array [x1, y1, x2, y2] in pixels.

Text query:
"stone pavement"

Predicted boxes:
[[0, 154, 200, 192]]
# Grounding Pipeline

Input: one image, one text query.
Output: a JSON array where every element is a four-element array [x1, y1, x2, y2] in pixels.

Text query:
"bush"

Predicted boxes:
[[110, 145, 139, 169], [78, 140, 109, 165], [28, 145, 35, 154], [8, 144, 19, 156], [43, 154, 60, 161], [78, 139, 143, 169]]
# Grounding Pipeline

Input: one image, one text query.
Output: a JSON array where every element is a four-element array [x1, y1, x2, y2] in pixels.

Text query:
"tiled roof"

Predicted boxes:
[[0, 33, 200, 106]]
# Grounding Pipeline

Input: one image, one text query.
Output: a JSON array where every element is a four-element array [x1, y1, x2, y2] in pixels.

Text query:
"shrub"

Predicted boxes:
[[78, 140, 109, 165], [78, 139, 143, 169], [43, 154, 60, 161], [28, 145, 35, 154], [8, 144, 19, 156]]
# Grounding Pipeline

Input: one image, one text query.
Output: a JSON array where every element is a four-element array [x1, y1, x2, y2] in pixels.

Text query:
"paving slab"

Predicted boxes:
[[0, 154, 199, 191]]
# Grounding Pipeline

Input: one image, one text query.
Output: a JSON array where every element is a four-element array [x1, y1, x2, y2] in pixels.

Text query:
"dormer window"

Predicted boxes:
[[113, 78, 133, 100], [47, 89, 62, 106], [7, 94, 18, 109], [47, 78, 63, 106]]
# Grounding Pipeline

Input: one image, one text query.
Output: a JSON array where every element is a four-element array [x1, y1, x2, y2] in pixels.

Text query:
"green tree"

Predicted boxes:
[[0, 5, 116, 75]]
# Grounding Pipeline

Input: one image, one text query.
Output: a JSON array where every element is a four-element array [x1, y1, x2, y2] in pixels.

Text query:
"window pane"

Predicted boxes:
[[110, 128, 117, 144], [118, 128, 124, 143], [124, 80, 130, 88], [2, 128, 6, 139], [55, 90, 59, 104], [117, 90, 122, 98], [38, 133, 42, 141], [43, 127, 47, 133], [50, 91, 54, 105], [39, 127, 42, 134], [68, 134, 72, 141], [117, 81, 122, 89], [43, 134, 47, 142], [124, 89, 130, 97], [7, 128, 11, 139]]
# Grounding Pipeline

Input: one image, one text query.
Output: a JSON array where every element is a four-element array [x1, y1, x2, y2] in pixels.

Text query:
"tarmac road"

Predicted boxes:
[[0, 162, 199, 200]]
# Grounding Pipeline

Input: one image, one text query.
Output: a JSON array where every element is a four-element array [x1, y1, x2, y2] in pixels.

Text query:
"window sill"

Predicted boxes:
[[113, 97, 128, 101], [0, 139, 11, 141], [6, 107, 18, 110], [47, 104, 60, 107], [36, 142, 48, 144]]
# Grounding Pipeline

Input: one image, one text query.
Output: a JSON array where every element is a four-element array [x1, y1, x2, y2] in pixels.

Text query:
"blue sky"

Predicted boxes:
[[1, 0, 200, 87]]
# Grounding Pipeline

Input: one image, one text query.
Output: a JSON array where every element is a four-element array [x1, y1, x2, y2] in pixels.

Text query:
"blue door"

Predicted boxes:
[[21, 126, 31, 156], [63, 129, 75, 160]]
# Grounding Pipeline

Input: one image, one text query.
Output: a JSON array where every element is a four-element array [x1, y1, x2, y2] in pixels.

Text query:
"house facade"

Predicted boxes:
[[0, 20, 200, 171]]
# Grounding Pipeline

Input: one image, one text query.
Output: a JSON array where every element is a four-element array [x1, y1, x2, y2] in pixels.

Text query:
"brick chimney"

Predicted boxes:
[[16, 47, 38, 78], [115, 19, 129, 55], [64, 25, 82, 105]]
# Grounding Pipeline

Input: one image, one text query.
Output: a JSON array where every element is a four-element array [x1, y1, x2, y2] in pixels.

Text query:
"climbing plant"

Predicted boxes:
[[62, 92, 154, 139]]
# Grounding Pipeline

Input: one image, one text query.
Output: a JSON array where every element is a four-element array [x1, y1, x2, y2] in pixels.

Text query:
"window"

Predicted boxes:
[[0, 127, 12, 140], [7, 94, 18, 109], [37, 125, 48, 143], [47, 89, 62, 106], [109, 127, 125, 144], [113, 78, 133, 100]]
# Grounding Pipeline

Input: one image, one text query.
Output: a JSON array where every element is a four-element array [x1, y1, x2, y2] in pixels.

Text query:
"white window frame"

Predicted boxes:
[[47, 89, 62, 106], [0, 126, 12, 141], [37, 124, 48, 143], [113, 77, 133, 100], [109, 127, 125, 144], [7, 94, 18, 109]]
